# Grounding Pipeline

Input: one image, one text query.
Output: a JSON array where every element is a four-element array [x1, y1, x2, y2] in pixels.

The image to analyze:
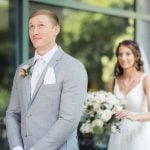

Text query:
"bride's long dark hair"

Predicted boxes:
[[114, 40, 144, 77]]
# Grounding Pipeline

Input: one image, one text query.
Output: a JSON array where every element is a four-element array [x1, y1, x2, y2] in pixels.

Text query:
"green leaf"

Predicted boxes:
[[93, 126, 104, 135]]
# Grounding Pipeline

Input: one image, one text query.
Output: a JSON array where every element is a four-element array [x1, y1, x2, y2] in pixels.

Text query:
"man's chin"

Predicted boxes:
[[33, 43, 41, 49]]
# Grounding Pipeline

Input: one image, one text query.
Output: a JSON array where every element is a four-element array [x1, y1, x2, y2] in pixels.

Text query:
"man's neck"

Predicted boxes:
[[36, 43, 56, 56]]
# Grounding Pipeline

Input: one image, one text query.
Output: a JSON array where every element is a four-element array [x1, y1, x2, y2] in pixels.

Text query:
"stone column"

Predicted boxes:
[[137, 0, 150, 65]]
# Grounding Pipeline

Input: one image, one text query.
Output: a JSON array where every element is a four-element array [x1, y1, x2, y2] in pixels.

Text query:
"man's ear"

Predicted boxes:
[[54, 25, 60, 36]]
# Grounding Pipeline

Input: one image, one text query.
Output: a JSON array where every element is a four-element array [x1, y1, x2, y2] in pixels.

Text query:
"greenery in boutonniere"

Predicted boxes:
[[19, 65, 32, 77]]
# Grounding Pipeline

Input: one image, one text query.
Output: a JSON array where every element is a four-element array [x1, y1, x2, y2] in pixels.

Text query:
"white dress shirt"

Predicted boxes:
[[31, 44, 58, 96]]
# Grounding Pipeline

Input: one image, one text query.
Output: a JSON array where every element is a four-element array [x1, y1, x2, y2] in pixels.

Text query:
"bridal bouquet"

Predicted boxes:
[[80, 91, 124, 135]]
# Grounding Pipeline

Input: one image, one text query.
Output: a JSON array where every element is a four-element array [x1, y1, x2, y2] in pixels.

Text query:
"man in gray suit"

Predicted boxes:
[[6, 9, 88, 150]]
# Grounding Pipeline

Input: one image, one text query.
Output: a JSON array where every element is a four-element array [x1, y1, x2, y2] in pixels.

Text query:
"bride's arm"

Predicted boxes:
[[136, 74, 150, 121], [144, 74, 150, 111]]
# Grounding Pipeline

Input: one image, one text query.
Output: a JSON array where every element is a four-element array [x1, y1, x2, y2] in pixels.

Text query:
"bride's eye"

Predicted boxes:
[[126, 52, 132, 56], [118, 52, 123, 57]]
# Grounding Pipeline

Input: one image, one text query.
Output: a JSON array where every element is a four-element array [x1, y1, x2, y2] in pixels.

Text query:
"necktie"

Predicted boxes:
[[31, 58, 45, 96]]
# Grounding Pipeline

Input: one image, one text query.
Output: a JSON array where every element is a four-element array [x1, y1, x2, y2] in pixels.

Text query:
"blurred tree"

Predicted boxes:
[[0, 89, 9, 150], [58, 6, 133, 90]]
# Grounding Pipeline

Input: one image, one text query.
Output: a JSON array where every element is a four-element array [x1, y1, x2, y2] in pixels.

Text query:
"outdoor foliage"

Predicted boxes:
[[58, 0, 133, 90]]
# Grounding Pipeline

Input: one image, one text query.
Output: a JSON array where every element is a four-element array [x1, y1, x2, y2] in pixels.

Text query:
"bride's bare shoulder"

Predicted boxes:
[[143, 73, 150, 83], [143, 73, 150, 91]]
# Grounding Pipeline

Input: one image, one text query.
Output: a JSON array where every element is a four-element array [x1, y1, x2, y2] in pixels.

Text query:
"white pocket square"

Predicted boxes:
[[44, 67, 56, 84]]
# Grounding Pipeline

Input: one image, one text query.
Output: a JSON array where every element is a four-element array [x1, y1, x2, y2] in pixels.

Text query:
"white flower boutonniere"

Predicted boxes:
[[19, 65, 31, 77]]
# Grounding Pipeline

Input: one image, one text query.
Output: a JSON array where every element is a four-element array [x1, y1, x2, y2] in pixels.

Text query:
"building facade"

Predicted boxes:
[[0, 0, 150, 149]]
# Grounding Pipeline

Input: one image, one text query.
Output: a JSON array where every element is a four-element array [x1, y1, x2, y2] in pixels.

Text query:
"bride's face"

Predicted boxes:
[[117, 45, 135, 70]]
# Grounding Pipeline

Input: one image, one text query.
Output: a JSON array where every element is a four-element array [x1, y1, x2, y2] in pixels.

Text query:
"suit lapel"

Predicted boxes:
[[24, 75, 31, 109], [29, 47, 64, 106], [23, 58, 35, 109]]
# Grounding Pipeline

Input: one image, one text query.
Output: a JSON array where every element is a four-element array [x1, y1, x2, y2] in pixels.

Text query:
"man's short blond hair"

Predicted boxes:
[[29, 9, 60, 26]]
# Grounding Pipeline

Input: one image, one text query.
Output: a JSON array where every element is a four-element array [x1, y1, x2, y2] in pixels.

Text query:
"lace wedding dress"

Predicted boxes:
[[108, 74, 150, 150]]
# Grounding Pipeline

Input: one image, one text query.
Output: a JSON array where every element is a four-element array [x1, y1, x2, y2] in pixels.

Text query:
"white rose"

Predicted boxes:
[[104, 102, 113, 110], [92, 119, 104, 128], [107, 96, 119, 106], [111, 125, 118, 133], [80, 122, 93, 133], [93, 101, 100, 111], [113, 105, 123, 112], [101, 109, 113, 122]]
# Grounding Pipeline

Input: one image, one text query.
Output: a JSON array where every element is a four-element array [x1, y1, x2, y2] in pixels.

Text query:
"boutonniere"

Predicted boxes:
[[19, 65, 32, 77]]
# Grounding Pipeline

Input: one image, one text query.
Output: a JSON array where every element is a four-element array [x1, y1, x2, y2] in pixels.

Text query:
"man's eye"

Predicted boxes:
[[29, 25, 34, 29], [39, 24, 44, 27]]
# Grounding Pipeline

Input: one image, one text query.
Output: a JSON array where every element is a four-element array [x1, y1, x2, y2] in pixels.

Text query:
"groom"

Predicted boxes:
[[6, 9, 88, 150]]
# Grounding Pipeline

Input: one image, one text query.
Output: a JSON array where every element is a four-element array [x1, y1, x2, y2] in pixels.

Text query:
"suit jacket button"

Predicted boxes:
[[27, 114, 32, 118]]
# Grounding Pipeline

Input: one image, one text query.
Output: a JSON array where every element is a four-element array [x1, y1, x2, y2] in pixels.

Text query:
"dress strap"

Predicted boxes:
[[140, 73, 148, 81]]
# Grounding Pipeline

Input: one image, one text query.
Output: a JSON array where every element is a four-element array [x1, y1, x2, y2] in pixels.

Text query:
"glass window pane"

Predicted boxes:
[[140, 0, 150, 15], [72, 0, 135, 11]]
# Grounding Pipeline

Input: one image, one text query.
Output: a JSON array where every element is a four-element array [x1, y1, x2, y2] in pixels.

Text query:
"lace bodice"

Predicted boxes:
[[114, 74, 148, 113]]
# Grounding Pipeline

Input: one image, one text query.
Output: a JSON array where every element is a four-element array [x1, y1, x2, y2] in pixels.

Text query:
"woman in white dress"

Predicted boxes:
[[107, 40, 150, 150]]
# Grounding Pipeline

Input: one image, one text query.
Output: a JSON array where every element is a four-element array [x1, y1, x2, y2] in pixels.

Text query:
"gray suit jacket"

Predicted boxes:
[[6, 47, 88, 150]]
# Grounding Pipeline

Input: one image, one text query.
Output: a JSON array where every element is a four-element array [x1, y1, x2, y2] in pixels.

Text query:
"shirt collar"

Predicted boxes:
[[34, 44, 58, 63]]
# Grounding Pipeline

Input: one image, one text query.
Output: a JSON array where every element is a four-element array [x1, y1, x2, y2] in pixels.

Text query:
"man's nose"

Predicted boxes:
[[32, 27, 39, 34]]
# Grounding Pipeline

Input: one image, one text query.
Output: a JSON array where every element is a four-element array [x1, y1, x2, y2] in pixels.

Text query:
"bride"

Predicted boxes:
[[107, 40, 150, 150]]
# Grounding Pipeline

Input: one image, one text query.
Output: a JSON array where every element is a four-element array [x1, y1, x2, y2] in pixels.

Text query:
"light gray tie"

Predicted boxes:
[[31, 58, 45, 96]]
